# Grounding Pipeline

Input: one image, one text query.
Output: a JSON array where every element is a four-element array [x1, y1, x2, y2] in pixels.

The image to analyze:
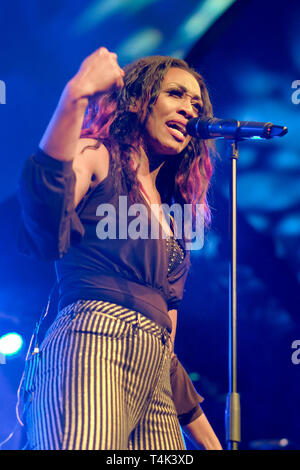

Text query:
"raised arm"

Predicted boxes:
[[18, 47, 122, 260], [39, 46, 124, 161]]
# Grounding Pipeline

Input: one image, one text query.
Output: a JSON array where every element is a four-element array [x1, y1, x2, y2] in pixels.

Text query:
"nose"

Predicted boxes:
[[177, 96, 196, 119]]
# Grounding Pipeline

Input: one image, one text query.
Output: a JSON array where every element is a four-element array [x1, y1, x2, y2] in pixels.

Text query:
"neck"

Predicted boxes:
[[134, 146, 167, 185]]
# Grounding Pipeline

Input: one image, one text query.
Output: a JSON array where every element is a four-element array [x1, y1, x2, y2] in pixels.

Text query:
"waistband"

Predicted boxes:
[[58, 299, 171, 345], [57, 273, 172, 332]]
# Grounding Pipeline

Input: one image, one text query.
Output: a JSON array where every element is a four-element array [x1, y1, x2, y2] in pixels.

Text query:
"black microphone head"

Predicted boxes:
[[187, 117, 288, 140], [186, 118, 211, 139], [186, 118, 198, 137]]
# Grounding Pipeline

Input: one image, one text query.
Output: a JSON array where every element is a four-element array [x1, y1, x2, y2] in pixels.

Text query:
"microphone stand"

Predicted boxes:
[[188, 117, 287, 450], [225, 139, 241, 450]]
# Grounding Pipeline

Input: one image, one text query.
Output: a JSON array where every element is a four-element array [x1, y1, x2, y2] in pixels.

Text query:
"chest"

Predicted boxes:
[[138, 179, 173, 238]]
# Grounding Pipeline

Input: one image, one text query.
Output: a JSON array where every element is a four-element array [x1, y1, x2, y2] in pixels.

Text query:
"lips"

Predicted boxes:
[[166, 120, 187, 142]]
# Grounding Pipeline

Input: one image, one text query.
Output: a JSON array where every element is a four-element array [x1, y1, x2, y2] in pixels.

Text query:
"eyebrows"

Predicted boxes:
[[163, 82, 203, 105], [166, 82, 202, 103]]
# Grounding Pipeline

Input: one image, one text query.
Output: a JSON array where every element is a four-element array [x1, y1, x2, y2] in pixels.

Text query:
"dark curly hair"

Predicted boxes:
[[80, 55, 216, 228]]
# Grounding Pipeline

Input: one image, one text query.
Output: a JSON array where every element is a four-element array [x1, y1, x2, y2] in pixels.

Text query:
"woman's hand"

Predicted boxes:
[[69, 46, 125, 101]]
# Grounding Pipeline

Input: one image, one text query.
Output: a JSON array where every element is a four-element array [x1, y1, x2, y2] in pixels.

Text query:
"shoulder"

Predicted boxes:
[[72, 138, 111, 207], [73, 137, 110, 185]]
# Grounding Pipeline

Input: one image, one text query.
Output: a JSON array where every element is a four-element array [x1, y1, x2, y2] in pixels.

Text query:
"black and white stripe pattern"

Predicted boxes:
[[25, 300, 185, 450]]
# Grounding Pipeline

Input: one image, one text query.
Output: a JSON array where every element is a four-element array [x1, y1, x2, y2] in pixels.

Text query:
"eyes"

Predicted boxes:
[[166, 88, 204, 115]]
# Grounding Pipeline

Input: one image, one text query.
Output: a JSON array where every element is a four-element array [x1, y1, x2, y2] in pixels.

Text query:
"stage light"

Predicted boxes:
[[0, 332, 23, 356], [189, 372, 200, 381], [180, 0, 236, 42]]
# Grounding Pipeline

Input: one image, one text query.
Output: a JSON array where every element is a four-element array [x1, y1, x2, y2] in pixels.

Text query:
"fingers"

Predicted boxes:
[[108, 51, 125, 87], [99, 46, 124, 82], [98, 47, 116, 62], [78, 46, 125, 95]]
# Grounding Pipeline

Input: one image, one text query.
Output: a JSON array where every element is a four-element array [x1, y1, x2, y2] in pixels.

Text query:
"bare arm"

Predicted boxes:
[[168, 309, 223, 450], [39, 46, 121, 207], [18, 47, 121, 260], [183, 414, 223, 450], [39, 47, 124, 161]]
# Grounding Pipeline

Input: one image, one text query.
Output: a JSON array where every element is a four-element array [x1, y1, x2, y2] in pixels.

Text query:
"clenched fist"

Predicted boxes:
[[70, 47, 125, 100]]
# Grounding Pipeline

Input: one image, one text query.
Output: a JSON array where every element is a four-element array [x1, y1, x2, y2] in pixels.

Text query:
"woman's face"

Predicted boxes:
[[144, 67, 203, 156]]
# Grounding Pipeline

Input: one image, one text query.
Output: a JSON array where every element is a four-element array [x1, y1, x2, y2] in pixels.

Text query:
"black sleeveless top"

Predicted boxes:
[[18, 148, 191, 332]]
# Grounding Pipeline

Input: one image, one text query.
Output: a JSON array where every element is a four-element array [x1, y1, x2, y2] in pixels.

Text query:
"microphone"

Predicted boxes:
[[186, 117, 288, 140]]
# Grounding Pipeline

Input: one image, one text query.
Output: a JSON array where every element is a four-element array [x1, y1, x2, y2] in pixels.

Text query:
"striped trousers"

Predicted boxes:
[[24, 300, 186, 450]]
